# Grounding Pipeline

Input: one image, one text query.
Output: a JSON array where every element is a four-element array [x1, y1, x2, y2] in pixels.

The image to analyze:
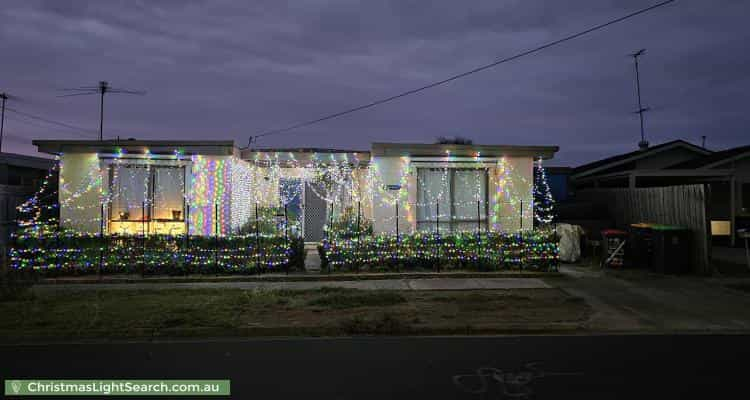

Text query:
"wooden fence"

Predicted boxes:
[[576, 185, 710, 274]]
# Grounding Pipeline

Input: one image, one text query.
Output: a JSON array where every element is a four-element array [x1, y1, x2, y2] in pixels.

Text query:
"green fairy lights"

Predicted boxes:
[[320, 230, 558, 271]]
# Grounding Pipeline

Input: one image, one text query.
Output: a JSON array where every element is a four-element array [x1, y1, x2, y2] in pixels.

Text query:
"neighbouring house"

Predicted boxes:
[[664, 145, 750, 246], [570, 139, 750, 246], [31, 139, 559, 242], [0, 152, 56, 247], [543, 166, 573, 202]]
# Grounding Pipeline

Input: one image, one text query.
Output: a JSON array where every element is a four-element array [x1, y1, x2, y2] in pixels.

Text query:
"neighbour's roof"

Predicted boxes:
[[370, 142, 559, 159], [545, 166, 573, 174], [32, 139, 236, 156], [0, 152, 55, 170], [666, 145, 750, 169], [572, 140, 710, 177]]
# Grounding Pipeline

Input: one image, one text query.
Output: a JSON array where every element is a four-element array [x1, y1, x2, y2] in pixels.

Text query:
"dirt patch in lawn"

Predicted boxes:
[[0, 287, 591, 341]]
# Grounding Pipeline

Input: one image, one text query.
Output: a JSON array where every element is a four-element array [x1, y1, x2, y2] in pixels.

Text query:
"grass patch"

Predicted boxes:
[[340, 313, 411, 334], [0, 287, 591, 340], [307, 289, 407, 309], [725, 283, 750, 293]]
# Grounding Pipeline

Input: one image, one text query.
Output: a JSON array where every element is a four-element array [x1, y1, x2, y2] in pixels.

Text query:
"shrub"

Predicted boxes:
[[9, 229, 305, 276], [319, 230, 558, 272]]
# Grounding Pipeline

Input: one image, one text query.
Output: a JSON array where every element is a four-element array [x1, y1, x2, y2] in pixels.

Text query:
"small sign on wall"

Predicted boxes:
[[384, 184, 401, 191]]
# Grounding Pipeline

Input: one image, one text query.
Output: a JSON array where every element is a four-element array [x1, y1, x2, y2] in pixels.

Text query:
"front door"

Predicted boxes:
[[303, 181, 327, 242]]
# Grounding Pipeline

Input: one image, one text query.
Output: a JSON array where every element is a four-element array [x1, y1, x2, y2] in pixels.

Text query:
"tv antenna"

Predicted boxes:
[[59, 81, 145, 141], [630, 49, 650, 149]]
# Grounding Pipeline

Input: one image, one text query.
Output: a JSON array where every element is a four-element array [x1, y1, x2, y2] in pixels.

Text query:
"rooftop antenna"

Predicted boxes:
[[630, 49, 650, 150], [59, 81, 145, 141], [239, 136, 256, 150]]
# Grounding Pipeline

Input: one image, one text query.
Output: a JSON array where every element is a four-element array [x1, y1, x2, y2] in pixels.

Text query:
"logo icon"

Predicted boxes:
[[10, 380, 22, 394]]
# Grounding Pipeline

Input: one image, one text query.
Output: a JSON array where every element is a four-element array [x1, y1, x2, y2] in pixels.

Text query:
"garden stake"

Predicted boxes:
[[184, 198, 189, 244], [255, 202, 260, 273], [356, 200, 361, 235], [395, 201, 399, 272], [395, 201, 399, 237], [214, 202, 219, 268], [284, 203, 289, 275], [55, 225, 60, 269], [477, 200, 482, 270], [519, 200, 524, 271], [328, 201, 334, 274], [436, 200, 440, 272], [477, 200, 481, 234], [141, 200, 146, 277], [98, 203, 104, 279], [357, 200, 361, 272]]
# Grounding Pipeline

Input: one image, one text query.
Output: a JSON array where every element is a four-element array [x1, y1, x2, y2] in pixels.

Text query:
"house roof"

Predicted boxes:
[[33, 139, 236, 156], [0, 152, 55, 170], [248, 147, 368, 154], [666, 145, 750, 169], [371, 142, 559, 159], [240, 147, 370, 165], [572, 140, 711, 178]]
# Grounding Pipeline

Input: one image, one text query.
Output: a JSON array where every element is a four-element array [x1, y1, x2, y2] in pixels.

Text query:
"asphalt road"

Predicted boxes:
[[1, 335, 746, 399]]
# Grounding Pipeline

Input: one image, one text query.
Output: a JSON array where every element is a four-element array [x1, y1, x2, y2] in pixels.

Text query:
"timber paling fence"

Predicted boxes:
[[576, 185, 710, 274]]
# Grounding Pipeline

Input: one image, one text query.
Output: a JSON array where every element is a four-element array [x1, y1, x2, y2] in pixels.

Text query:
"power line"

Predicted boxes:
[[5, 106, 99, 137], [253, 0, 677, 140], [4, 114, 99, 139]]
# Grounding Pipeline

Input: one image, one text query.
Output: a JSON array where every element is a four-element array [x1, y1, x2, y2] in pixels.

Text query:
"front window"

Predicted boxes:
[[416, 168, 488, 232], [109, 164, 186, 235]]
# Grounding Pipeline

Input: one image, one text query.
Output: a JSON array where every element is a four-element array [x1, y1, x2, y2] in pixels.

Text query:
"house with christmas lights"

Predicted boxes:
[[31, 139, 558, 243]]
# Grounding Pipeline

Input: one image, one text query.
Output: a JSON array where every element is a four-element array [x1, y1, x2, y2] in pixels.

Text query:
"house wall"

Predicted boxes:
[[59, 153, 103, 234], [186, 154, 232, 236], [547, 172, 570, 202], [369, 155, 534, 234], [721, 157, 750, 216], [59, 152, 235, 236], [709, 156, 750, 238]]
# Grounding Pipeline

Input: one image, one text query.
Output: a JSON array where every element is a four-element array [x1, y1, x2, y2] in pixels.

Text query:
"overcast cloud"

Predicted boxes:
[[1, 0, 748, 165]]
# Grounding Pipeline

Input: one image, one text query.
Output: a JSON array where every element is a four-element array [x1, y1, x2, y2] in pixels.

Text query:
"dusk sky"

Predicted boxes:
[[1, 0, 748, 166]]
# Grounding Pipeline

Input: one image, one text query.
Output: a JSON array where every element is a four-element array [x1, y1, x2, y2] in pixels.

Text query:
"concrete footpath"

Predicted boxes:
[[32, 277, 551, 292]]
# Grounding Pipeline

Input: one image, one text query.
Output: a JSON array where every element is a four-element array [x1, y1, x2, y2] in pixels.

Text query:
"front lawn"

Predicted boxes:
[[0, 287, 590, 340]]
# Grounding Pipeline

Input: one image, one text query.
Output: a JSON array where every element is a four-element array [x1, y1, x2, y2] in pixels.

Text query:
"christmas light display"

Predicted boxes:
[[533, 157, 555, 225], [12, 145, 557, 275], [320, 230, 558, 271], [9, 231, 305, 274]]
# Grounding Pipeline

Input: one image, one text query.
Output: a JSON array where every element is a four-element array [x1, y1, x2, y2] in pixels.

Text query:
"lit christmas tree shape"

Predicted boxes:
[[533, 157, 555, 226]]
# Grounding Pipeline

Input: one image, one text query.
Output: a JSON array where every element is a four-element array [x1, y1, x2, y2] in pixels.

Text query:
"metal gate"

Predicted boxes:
[[303, 182, 327, 242]]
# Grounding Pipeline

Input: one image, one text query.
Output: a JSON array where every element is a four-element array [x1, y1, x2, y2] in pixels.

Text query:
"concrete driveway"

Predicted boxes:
[[552, 264, 750, 332]]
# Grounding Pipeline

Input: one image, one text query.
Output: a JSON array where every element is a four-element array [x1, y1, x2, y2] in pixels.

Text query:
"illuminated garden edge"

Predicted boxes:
[[319, 230, 559, 271]]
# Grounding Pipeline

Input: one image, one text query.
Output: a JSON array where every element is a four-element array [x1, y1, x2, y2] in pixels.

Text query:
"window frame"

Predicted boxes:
[[416, 167, 490, 233], [107, 163, 186, 224]]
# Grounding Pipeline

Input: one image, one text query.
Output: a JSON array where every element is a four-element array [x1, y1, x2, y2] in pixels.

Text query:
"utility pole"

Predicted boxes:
[[0, 92, 6, 153], [631, 49, 650, 150], [98, 81, 106, 141]]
